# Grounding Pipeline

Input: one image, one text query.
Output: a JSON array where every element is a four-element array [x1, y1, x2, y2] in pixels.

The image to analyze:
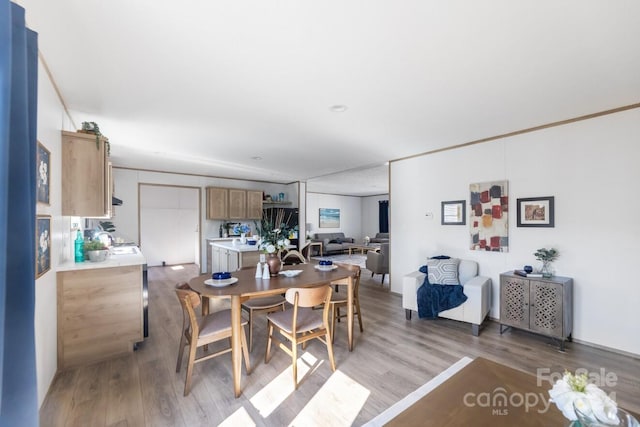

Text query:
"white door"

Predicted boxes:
[[140, 185, 200, 267]]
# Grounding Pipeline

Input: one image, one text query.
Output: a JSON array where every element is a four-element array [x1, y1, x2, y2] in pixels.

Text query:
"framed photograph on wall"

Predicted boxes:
[[36, 141, 50, 205], [517, 196, 555, 227], [36, 215, 51, 278], [441, 200, 466, 225], [319, 208, 340, 228]]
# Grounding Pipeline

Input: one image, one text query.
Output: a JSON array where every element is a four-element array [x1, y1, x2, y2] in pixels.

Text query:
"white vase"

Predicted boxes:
[[240, 233, 247, 244]]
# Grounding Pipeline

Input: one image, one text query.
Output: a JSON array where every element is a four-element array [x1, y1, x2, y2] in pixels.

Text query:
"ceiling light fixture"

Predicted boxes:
[[329, 105, 348, 113], [251, 156, 262, 160]]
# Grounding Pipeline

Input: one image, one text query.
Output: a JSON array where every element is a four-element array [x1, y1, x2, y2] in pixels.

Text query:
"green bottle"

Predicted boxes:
[[74, 230, 84, 262]]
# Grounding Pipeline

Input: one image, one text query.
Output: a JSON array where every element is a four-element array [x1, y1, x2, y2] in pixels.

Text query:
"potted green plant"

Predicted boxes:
[[534, 247, 559, 278], [84, 240, 109, 262], [79, 121, 110, 155]]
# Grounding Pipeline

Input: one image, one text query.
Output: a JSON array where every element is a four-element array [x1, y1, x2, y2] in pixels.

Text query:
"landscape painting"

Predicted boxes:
[[319, 208, 340, 228]]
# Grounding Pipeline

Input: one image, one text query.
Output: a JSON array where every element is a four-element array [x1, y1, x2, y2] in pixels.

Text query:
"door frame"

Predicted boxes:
[[138, 183, 202, 268]]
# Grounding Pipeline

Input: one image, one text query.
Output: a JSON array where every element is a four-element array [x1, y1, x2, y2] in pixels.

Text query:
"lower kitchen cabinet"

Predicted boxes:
[[499, 272, 573, 350], [57, 265, 143, 369]]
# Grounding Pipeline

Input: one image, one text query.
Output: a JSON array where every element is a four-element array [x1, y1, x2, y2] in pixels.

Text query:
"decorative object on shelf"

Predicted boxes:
[[517, 196, 555, 227], [319, 208, 340, 228], [524, 265, 533, 273], [364, 235, 370, 245], [36, 215, 51, 278], [254, 209, 292, 254], [469, 180, 508, 252], [79, 121, 110, 155], [36, 141, 50, 205], [549, 370, 628, 425], [441, 200, 466, 225], [534, 247, 559, 278]]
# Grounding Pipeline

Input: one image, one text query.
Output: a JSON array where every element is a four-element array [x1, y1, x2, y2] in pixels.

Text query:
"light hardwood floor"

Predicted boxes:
[[40, 263, 640, 426]]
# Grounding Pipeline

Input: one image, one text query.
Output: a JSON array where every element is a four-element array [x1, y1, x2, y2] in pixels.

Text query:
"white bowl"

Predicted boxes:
[[279, 270, 303, 278]]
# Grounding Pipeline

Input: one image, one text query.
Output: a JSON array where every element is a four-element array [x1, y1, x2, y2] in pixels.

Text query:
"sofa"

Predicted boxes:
[[369, 232, 389, 243], [313, 232, 355, 254], [402, 258, 492, 336]]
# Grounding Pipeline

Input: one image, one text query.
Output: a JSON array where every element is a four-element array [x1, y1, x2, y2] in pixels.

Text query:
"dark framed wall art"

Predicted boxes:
[[517, 196, 555, 227], [441, 200, 466, 225], [36, 215, 51, 278], [36, 140, 50, 205]]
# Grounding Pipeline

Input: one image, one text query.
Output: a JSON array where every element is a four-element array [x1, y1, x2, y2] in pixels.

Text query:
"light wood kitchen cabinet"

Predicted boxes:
[[228, 189, 247, 219], [206, 187, 228, 219], [246, 190, 263, 219], [61, 130, 112, 217], [206, 187, 264, 220], [57, 265, 143, 369]]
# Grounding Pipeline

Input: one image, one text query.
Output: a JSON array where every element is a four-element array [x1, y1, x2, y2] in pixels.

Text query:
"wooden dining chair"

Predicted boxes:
[[329, 263, 364, 342], [281, 249, 307, 265], [265, 285, 336, 389], [175, 282, 251, 396], [241, 295, 286, 352]]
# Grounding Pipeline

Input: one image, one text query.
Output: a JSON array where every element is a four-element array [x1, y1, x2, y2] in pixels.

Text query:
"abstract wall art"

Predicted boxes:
[[469, 180, 508, 252]]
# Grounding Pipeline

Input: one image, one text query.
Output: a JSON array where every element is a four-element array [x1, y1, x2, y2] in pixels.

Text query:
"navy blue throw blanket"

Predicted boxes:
[[417, 265, 468, 319]]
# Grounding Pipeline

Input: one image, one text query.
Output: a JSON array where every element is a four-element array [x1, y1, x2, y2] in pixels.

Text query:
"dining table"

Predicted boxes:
[[189, 262, 356, 398]]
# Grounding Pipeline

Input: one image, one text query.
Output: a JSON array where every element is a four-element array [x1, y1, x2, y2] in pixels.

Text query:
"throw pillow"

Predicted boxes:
[[323, 238, 330, 246], [425, 258, 460, 285]]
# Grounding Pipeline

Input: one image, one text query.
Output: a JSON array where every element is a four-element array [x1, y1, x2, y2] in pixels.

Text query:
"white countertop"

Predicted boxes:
[[211, 241, 260, 252], [58, 246, 147, 271]]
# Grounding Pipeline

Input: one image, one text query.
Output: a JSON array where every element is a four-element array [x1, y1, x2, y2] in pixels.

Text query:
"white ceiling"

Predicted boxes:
[[17, 0, 640, 196]]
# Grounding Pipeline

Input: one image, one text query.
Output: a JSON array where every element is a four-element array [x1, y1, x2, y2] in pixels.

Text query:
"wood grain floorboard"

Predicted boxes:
[[39, 263, 640, 426]]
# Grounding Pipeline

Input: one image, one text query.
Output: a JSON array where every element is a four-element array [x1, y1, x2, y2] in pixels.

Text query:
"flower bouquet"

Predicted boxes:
[[549, 370, 637, 425], [232, 223, 251, 235], [254, 209, 292, 254]]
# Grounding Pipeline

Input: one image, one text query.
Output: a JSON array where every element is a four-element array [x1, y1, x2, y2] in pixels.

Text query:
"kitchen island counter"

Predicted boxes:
[[58, 246, 146, 271], [210, 241, 261, 272], [57, 246, 146, 370]]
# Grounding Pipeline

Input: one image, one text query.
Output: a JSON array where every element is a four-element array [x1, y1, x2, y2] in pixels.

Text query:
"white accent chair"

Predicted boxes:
[[402, 259, 492, 336]]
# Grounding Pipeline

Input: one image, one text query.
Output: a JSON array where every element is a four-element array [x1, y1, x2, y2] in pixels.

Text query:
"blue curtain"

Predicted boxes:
[[378, 200, 389, 233], [0, 2, 39, 426]]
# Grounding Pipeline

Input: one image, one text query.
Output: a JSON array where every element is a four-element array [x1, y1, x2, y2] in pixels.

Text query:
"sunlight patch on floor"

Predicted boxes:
[[249, 352, 320, 417], [289, 370, 370, 427], [217, 406, 256, 427], [171, 265, 185, 270]]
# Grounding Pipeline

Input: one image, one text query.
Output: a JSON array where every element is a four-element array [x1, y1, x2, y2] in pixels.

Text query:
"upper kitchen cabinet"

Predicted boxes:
[[61, 131, 112, 217], [206, 187, 264, 220], [228, 189, 246, 219], [206, 187, 228, 219], [246, 190, 263, 219]]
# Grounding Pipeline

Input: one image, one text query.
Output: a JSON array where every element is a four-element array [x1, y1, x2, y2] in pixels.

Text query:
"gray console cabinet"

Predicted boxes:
[[499, 272, 573, 350]]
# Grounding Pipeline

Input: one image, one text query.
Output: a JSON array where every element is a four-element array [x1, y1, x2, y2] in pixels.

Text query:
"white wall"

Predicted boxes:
[[112, 169, 298, 271], [34, 59, 76, 406], [361, 194, 389, 238], [390, 108, 640, 356], [307, 193, 363, 241]]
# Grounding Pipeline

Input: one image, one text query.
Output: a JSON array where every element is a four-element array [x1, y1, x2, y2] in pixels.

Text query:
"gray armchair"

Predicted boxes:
[[366, 243, 389, 284]]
